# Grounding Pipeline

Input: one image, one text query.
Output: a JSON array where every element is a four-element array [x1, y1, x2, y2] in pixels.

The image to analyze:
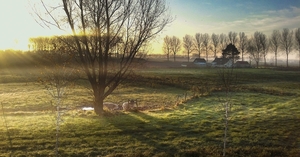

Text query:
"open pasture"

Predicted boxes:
[[0, 65, 300, 156]]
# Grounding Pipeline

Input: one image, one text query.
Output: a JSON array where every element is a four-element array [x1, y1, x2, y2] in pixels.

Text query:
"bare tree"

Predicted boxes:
[[170, 36, 181, 62], [163, 36, 172, 61], [248, 32, 264, 68], [211, 33, 220, 58], [260, 33, 268, 67], [35, 0, 172, 115], [37, 49, 76, 156], [194, 33, 203, 58], [269, 30, 281, 67], [219, 33, 229, 50], [228, 31, 238, 45], [183, 34, 193, 62], [280, 28, 294, 67], [238, 32, 247, 61], [45, 65, 74, 156], [254, 32, 263, 68], [295, 28, 300, 67], [202, 33, 210, 61], [247, 38, 258, 67], [217, 66, 237, 157]]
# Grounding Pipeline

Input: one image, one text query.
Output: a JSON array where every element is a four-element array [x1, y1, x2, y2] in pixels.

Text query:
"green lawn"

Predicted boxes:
[[0, 66, 299, 156]]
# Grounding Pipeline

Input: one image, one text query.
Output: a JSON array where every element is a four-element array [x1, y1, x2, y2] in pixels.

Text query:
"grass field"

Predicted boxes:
[[0, 65, 299, 156]]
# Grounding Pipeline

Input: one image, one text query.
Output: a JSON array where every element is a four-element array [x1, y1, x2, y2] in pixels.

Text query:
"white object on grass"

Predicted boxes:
[[82, 107, 94, 111]]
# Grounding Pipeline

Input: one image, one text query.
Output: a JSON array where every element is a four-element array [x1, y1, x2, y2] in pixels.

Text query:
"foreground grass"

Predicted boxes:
[[0, 67, 300, 156], [1, 92, 299, 156]]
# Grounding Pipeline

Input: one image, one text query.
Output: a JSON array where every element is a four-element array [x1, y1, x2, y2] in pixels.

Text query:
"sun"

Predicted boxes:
[[0, 0, 67, 51]]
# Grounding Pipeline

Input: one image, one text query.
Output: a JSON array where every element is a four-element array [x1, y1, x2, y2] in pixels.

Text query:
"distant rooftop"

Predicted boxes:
[[193, 58, 206, 63]]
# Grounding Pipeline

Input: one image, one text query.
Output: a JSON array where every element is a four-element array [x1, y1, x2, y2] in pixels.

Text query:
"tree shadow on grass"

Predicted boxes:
[[106, 111, 180, 155]]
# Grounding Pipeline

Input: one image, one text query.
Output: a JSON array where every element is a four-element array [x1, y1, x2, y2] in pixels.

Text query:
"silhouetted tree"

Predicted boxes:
[[202, 33, 210, 61], [211, 33, 220, 58], [183, 34, 193, 62], [269, 30, 281, 67], [295, 28, 300, 67], [222, 43, 240, 62], [247, 39, 256, 67], [238, 32, 247, 61], [194, 33, 203, 58], [220, 33, 229, 50], [259, 32, 268, 67], [228, 31, 238, 45], [280, 28, 294, 67], [36, 0, 172, 115], [163, 36, 172, 61], [248, 32, 264, 68], [170, 36, 181, 62]]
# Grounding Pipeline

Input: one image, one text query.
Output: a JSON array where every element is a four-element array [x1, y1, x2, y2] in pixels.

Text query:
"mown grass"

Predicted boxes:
[[0, 66, 300, 156]]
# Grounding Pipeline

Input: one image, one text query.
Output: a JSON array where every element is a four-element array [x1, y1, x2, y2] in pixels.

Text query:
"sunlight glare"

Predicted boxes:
[[0, 0, 66, 51]]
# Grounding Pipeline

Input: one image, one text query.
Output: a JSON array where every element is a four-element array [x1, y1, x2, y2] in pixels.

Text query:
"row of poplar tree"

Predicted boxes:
[[163, 28, 300, 67]]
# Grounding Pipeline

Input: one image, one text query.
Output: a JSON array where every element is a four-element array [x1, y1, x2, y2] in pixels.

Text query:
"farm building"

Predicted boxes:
[[211, 57, 233, 67], [193, 58, 207, 67]]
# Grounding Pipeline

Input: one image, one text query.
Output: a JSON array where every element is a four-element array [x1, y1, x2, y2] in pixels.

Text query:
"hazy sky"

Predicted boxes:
[[163, 0, 300, 36], [0, 0, 299, 53]]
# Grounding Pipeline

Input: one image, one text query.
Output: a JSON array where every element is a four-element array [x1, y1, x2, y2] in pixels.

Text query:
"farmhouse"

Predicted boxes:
[[193, 58, 207, 67], [211, 57, 233, 67]]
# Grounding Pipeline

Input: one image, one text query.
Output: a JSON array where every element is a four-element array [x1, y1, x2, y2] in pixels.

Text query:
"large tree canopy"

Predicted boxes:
[[35, 0, 172, 115]]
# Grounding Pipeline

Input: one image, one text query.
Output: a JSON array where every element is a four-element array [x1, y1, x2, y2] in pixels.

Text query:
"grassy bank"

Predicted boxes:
[[0, 67, 299, 156]]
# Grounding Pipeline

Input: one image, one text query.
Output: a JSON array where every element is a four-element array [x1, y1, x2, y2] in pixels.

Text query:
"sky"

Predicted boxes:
[[0, 0, 299, 54], [163, 0, 300, 36]]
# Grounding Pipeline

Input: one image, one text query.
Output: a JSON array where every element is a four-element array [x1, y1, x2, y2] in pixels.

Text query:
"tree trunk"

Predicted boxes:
[[167, 54, 169, 61], [286, 53, 289, 67], [206, 49, 208, 62], [173, 53, 176, 62], [275, 52, 277, 67], [94, 94, 104, 115], [242, 51, 244, 61]]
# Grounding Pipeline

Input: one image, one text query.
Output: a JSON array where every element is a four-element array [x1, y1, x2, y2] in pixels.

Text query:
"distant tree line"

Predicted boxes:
[[28, 35, 149, 59], [0, 34, 132, 67], [163, 28, 300, 67]]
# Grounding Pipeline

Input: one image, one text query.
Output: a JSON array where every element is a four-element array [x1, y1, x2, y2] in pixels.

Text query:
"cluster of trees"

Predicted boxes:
[[29, 36, 74, 55], [163, 28, 300, 67], [29, 35, 127, 58]]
